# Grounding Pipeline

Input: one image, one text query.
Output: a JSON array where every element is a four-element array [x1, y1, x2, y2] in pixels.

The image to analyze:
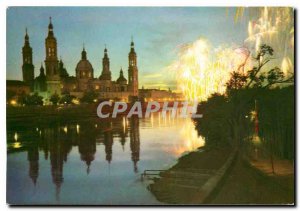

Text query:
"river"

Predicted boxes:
[[7, 112, 205, 205]]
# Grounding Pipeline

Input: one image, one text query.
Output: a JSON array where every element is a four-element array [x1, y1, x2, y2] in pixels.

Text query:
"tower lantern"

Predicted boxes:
[[99, 45, 112, 81], [128, 38, 138, 97], [22, 28, 34, 91], [44, 17, 61, 95]]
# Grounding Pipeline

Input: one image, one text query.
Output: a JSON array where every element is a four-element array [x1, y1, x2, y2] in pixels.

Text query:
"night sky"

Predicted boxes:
[[7, 7, 248, 89]]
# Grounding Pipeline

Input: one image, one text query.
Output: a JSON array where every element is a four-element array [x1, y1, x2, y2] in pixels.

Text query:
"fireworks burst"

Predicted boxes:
[[169, 39, 249, 102], [243, 7, 294, 77], [171, 7, 294, 102]]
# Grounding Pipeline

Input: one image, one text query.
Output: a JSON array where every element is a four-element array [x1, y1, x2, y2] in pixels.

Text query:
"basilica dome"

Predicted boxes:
[[116, 68, 127, 84], [76, 47, 94, 79]]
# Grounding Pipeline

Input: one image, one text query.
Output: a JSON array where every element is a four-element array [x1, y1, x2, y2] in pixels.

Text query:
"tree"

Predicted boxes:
[[226, 44, 293, 92], [246, 44, 294, 88], [80, 90, 99, 103], [50, 93, 60, 105], [17, 93, 43, 106], [28, 93, 43, 106], [226, 72, 247, 90], [59, 94, 76, 104], [7, 90, 16, 103]]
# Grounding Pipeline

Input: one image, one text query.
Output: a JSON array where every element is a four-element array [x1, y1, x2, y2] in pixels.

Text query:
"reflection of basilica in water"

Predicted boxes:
[[22, 116, 140, 201]]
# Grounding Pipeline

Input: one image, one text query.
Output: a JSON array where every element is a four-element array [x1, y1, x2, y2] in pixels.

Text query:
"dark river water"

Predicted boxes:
[[7, 112, 205, 205]]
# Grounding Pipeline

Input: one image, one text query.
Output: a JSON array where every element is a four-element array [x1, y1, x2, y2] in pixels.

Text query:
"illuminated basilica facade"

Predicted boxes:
[[22, 18, 139, 102]]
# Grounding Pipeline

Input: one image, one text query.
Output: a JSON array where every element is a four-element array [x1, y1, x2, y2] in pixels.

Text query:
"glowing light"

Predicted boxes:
[[76, 124, 80, 134], [13, 142, 22, 149], [72, 98, 80, 105], [10, 100, 17, 106], [63, 126, 68, 133], [250, 110, 257, 121], [122, 117, 126, 133], [14, 132, 18, 141], [252, 135, 261, 146]]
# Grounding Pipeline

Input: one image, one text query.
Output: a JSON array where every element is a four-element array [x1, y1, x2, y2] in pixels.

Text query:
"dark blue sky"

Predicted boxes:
[[7, 7, 248, 89]]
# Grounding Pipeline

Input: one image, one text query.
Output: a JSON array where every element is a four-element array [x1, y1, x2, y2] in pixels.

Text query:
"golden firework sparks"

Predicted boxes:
[[243, 7, 294, 77], [169, 39, 249, 102]]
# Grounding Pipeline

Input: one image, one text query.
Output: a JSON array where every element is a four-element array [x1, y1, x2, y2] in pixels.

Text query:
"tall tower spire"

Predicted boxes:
[[99, 45, 112, 80], [45, 17, 61, 95], [128, 38, 138, 97], [81, 43, 87, 60], [22, 28, 34, 91]]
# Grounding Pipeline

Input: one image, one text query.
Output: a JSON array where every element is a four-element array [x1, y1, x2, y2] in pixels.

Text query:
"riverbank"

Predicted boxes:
[[148, 145, 233, 204], [148, 145, 294, 205]]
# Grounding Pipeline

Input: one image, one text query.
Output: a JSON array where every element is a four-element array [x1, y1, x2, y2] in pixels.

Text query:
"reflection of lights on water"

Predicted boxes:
[[36, 127, 39, 132], [151, 114, 154, 128], [173, 120, 205, 156], [76, 124, 80, 134], [63, 126, 68, 133], [122, 117, 126, 133], [14, 132, 18, 141], [13, 142, 22, 149], [13, 132, 21, 149], [95, 124, 98, 128], [158, 112, 161, 127]]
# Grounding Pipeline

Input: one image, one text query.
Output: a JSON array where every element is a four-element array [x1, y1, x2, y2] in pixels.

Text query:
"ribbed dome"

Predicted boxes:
[[76, 59, 93, 72], [76, 59, 93, 79], [117, 76, 127, 83]]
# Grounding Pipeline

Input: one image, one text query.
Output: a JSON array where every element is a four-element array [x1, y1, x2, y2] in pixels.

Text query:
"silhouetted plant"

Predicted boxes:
[[59, 94, 76, 104], [49, 93, 60, 105], [17, 92, 43, 106], [196, 44, 294, 160], [80, 90, 99, 103]]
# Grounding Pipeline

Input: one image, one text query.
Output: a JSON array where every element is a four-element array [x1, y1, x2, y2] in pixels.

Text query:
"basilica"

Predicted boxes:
[[22, 17, 139, 103]]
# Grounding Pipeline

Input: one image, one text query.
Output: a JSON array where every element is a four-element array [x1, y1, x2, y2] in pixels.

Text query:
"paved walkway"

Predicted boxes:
[[209, 155, 294, 204]]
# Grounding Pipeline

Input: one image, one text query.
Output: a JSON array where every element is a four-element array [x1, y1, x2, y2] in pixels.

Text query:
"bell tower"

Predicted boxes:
[[22, 28, 34, 91], [99, 46, 112, 80], [45, 17, 61, 95], [128, 38, 138, 97]]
